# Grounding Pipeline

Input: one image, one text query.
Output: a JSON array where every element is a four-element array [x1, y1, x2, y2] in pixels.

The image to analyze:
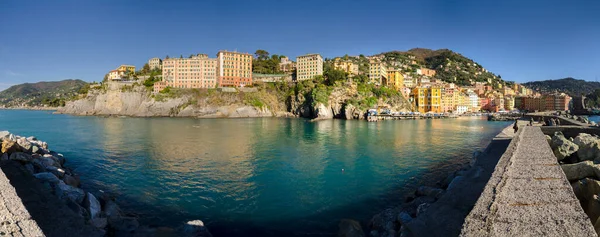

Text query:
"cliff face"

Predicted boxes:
[[57, 82, 281, 118], [58, 81, 412, 120]]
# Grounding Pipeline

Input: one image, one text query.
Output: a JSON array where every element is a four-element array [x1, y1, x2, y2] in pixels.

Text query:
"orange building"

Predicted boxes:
[[217, 50, 253, 87], [419, 68, 436, 77], [161, 54, 217, 89]]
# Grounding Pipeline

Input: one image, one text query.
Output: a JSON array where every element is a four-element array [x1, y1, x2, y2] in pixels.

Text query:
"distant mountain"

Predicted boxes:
[[0, 79, 89, 107], [374, 48, 504, 87], [523, 78, 600, 97]]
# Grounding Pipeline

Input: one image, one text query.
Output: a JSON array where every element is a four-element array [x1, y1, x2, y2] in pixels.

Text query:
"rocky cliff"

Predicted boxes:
[[58, 81, 412, 120], [57, 82, 284, 118]]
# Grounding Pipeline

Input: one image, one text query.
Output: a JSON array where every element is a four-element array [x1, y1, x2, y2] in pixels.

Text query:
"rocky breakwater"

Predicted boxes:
[[0, 131, 213, 237], [550, 131, 600, 234]]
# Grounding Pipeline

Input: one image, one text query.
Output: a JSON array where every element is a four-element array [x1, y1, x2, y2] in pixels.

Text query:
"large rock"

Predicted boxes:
[[314, 103, 333, 120], [1, 139, 18, 154], [396, 212, 413, 226], [17, 137, 32, 151], [561, 161, 600, 181], [103, 200, 123, 218], [63, 174, 80, 188], [550, 133, 579, 160], [573, 133, 600, 162], [46, 166, 66, 179], [9, 152, 32, 162], [338, 219, 365, 237], [34, 172, 60, 184], [415, 186, 445, 199], [369, 208, 399, 235], [0, 131, 10, 140], [416, 203, 431, 217], [84, 193, 102, 219], [0, 153, 8, 161], [90, 218, 108, 229], [66, 199, 89, 218], [182, 220, 213, 237], [55, 181, 85, 204]]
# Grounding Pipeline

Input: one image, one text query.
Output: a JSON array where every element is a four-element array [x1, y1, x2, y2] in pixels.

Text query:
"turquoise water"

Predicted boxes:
[[0, 110, 510, 236]]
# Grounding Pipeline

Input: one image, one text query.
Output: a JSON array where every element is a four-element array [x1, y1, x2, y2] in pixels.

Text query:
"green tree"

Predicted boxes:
[[255, 50, 269, 60], [142, 63, 150, 74]]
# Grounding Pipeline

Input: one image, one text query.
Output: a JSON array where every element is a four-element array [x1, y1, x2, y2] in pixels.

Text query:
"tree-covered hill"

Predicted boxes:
[[523, 78, 600, 97], [371, 48, 504, 87], [0, 79, 89, 107]]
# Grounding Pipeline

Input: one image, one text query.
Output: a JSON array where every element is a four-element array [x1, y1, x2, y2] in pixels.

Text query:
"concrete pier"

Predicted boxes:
[[461, 126, 597, 237], [0, 164, 44, 236]]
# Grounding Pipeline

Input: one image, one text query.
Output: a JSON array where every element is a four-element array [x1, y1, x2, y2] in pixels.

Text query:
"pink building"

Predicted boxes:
[[161, 54, 217, 90]]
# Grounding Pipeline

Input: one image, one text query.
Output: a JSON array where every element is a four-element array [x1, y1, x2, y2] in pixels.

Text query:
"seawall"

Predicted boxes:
[[0, 162, 44, 236], [460, 126, 597, 236]]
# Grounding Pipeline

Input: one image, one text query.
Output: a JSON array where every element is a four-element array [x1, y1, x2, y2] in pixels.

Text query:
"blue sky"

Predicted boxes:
[[0, 0, 599, 90]]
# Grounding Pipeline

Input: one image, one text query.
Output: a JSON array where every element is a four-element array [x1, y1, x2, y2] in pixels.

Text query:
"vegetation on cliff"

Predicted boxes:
[[0, 79, 89, 107], [523, 77, 600, 97], [374, 48, 504, 87]]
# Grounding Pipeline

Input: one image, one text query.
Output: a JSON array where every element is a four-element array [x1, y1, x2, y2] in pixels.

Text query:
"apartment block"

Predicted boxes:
[[334, 60, 359, 75], [386, 69, 404, 90], [411, 86, 442, 113], [544, 93, 571, 111], [161, 54, 217, 89], [296, 54, 323, 81], [148, 58, 162, 70], [368, 59, 387, 85], [217, 50, 253, 87]]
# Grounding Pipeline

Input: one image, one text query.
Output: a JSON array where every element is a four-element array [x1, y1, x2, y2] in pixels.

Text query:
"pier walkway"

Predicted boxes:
[[0, 162, 44, 236], [460, 126, 597, 236]]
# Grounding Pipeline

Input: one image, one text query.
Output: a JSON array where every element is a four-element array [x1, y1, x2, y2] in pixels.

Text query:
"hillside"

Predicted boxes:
[[0, 79, 89, 107], [371, 48, 504, 87], [523, 78, 600, 97]]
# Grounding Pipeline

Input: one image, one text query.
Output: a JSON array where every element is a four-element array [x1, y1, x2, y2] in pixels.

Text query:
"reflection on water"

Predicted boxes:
[[0, 110, 511, 236]]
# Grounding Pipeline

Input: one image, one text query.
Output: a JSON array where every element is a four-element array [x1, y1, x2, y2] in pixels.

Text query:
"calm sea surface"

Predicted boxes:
[[0, 110, 510, 236]]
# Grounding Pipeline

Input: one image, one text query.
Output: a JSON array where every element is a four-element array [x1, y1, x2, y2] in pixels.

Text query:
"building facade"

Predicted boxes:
[[107, 65, 136, 81], [387, 69, 404, 90], [334, 60, 359, 75], [368, 59, 387, 85], [296, 54, 323, 81], [418, 68, 436, 77], [217, 50, 253, 87], [148, 58, 162, 70], [161, 54, 218, 89], [544, 93, 571, 111], [279, 56, 296, 73], [411, 87, 442, 113]]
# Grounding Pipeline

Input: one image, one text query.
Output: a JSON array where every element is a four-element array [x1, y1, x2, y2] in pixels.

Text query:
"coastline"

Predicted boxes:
[[365, 122, 517, 237], [0, 106, 60, 111], [0, 131, 212, 237]]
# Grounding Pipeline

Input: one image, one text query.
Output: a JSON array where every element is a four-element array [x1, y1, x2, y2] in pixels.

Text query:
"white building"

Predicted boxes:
[[296, 54, 323, 81]]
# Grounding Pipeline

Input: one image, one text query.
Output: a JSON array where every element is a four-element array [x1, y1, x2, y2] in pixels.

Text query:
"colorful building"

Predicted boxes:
[[417, 68, 437, 77], [368, 59, 387, 85], [296, 54, 323, 81], [333, 59, 359, 75], [387, 69, 404, 90], [217, 50, 253, 87], [148, 58, 162, 70], [504, 96, 515, 111], [161, 54, 218, 90], [107, 65, 136, 81], [411, 86, 442, 113], [544, 93, 571, 111]]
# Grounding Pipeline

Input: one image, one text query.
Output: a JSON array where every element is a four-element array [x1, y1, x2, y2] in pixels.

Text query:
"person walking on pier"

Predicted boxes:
[[529, 117, 534, 126], [513, 119, 519, 133]]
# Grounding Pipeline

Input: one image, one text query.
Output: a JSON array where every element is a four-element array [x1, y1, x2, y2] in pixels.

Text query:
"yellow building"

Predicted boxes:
[[369, 59, 387, 85], [387, 69, 404, 90], [504, 96, 515, 110], [411, 87, 442, 113], [117, 65, 136, 73], [333, 60, 359, 75]]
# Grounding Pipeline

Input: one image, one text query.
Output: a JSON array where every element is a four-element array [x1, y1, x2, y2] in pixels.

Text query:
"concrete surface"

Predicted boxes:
[[0, 161, 105, 237], [401, 122, 522, 236], [460, 126, 597, 237], [0, 162, 44, 237]]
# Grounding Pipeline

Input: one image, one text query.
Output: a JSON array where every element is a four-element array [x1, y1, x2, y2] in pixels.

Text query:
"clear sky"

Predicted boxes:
[[0, 0, 599, 90]]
